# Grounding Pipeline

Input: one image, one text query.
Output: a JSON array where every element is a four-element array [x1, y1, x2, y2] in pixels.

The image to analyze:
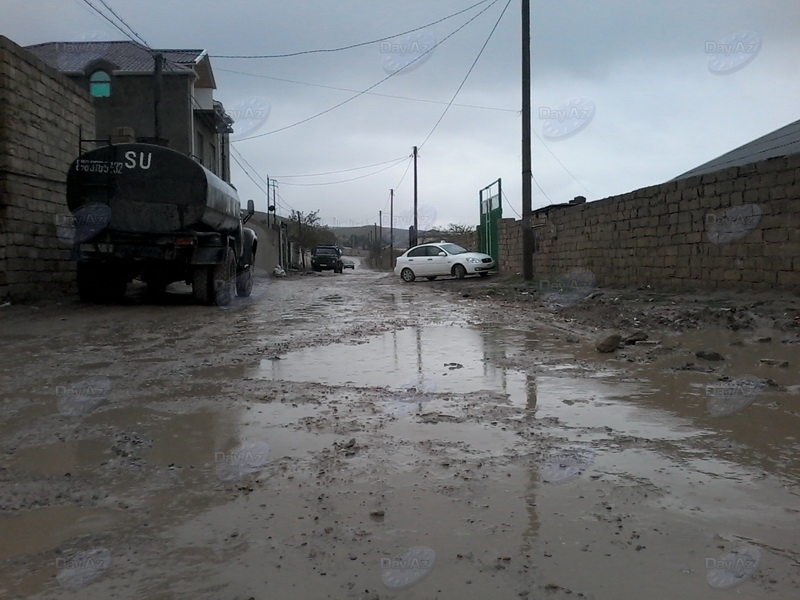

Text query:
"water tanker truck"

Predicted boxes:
[[64, 143, 257, 306]]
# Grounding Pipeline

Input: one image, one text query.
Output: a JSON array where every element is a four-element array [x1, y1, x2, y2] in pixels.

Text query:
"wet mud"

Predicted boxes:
[[1, 262, 798, 599]]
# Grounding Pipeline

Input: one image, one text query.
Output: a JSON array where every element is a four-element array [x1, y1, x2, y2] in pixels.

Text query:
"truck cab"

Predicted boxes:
[[311, 246, 343, 273]]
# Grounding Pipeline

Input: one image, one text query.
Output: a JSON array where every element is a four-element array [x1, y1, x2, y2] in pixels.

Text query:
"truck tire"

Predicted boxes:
[[192, 266, 213, 305], [236, 264, 254, 297], [213, 247, 236, 307]]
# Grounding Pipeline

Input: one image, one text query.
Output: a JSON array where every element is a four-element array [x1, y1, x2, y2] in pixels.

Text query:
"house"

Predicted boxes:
[[672, 118, 800, 180], [24, 40, 233, 181]]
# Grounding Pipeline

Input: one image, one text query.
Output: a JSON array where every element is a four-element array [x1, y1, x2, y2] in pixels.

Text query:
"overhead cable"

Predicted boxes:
[[211, 0, 493, 59], [232, 0, 502, 142], [418, 0, 512, 150], [217, 69, 518, 113]]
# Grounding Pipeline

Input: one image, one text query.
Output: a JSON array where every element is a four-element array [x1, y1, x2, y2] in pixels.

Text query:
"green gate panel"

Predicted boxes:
[[479, 179, 502, 268]]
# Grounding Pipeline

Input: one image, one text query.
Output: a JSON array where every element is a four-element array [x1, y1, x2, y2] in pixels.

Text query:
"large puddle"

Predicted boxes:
[[2, 310, 799, 598]]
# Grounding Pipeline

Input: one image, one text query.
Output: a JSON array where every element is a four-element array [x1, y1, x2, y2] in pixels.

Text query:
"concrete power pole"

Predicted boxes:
[[389, 189, 394, 270], [267, 175, 269, 227], [297, 211, 304, 269], [153, 53, 163, 140], [412, 146, 418, 247], [379, 211, 383, 269], [521, 0, 533, 280]]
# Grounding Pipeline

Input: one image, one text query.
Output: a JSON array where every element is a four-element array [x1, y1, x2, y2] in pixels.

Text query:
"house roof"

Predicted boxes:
[[672, 118, 800, 181], [24, 41, 213, 84]]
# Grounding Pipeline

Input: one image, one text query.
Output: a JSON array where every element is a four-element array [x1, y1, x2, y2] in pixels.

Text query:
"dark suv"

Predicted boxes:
[[311, 246, 343, 273]]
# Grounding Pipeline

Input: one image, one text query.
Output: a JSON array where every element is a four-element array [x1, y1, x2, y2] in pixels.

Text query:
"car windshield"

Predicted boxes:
[[315, 248, 337, 255], [440, 243, 468, 255]]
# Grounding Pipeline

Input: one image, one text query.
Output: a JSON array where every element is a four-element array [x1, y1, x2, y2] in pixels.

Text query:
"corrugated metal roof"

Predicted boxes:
[[24, 41, 202, 74], [671, 118, 800, 181]]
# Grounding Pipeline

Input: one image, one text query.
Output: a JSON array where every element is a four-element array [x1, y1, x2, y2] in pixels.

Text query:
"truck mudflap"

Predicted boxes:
[[191, 246, 228, 265]]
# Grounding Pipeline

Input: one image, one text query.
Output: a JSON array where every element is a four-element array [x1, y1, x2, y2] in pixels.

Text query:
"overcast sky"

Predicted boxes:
[[4, 0, 800, 230]]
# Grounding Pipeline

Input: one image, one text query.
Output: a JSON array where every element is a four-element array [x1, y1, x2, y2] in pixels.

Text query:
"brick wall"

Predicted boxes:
[[0, 36, 95, 302], [497, 154, 800, 289]]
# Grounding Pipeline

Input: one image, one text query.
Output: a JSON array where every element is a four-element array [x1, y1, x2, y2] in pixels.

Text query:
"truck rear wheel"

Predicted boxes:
[[213, 247, 236, 307], [236, 264, 254, 297], [192, 266, 213, 305]]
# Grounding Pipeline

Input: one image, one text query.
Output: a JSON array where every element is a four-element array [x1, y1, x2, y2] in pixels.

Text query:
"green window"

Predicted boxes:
[[89, 71, 111, 98]]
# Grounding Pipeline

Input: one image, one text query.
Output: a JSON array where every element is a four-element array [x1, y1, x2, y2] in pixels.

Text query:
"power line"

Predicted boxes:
[[229, 146, 301, 216], [78, 0, 150, 48], [532, 130, 593, 196], [531, 172, 554, 205], [419, 0, 512, 150], [501, 189, 522, 219], [231, 146, 266, 186], [217, 69, 518, 114], [211, 0, 493, 59], [278, 158, 408, 186], [275, 192, 297, 215], [230, 148, 266, 192], [95, 0, 149, 47], [232, 0, 501, 142], [271, 156, 407, 178], [393, 155, 414, 191]]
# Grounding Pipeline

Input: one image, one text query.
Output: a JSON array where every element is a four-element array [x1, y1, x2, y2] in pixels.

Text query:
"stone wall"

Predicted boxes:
[[497, 218, 522, 275], [497, 154, 800, 289], [0, 36, 95, 302]]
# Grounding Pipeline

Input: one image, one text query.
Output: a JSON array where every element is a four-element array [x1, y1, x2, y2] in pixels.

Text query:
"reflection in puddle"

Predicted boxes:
[[259, 325, 529, 395], [6, 440, 110, 477]]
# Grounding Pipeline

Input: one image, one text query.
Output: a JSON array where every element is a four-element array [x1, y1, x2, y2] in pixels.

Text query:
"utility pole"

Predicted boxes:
[[297, 211, 304, 269], [412, 146, 419, 247], [153, 53, 163, 140], [389, 189, 394, 270], [379, 211, 383, 269], [521, 0, 533, 281], [266, 176, 270, 226], [271, 180, 277, 226]]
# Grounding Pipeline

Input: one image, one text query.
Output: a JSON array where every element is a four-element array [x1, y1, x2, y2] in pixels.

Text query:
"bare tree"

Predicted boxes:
[[291, 210, 337, 268]]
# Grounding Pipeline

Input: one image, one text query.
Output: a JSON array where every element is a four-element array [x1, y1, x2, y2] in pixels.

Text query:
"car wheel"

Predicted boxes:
[[479, 272, 489, 278], [425, 276, 437, 281], [453, 264, 467, 279], [400, 268, 416, 282]]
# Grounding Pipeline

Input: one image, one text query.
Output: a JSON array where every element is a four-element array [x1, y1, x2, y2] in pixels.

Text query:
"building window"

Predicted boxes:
[[89, 71, 111, 97], [195, 132, 205, 165], [209, 143, 216, 173]]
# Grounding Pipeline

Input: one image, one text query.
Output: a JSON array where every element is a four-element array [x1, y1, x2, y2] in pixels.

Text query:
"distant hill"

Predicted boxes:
[[328, 225, 420, 249]]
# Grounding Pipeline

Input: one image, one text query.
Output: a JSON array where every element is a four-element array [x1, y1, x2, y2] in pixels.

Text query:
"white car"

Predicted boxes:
[[394, 242, 495, 282]]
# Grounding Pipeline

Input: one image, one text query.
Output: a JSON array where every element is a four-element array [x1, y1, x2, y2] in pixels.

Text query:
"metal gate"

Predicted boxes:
[[478, 179, 502, 266]]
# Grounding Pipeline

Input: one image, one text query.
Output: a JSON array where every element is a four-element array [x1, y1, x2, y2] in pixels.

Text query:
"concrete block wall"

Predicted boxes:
[[497, 154, 800, 290], [0, 36, 95, 302], [497, 218, 522, 275]]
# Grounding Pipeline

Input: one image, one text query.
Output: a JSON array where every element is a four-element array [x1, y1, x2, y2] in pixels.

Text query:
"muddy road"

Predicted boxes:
[[1, 262, 799, 599]]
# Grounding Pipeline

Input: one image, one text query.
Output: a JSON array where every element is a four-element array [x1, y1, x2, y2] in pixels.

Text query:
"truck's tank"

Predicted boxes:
[[66, 143, 241, 235]]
